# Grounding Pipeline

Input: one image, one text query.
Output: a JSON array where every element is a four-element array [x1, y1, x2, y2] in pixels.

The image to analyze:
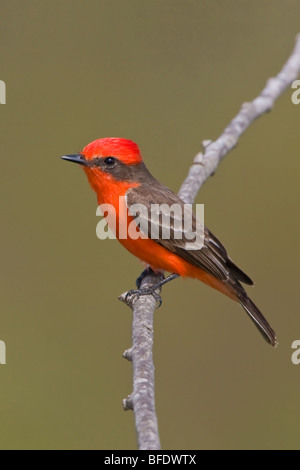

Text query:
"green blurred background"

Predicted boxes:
[[1, 0, 299, 450]]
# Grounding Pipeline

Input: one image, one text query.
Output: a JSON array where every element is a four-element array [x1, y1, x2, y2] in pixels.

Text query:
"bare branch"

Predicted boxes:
[[120, 274, 162, 450], [120, 34, 300, 450], [179, 33, 300, 204]]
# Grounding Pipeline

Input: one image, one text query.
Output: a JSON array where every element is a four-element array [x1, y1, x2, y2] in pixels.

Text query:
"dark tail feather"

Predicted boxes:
[[237, 294, 277, 347], [227, 259, 254, 285]]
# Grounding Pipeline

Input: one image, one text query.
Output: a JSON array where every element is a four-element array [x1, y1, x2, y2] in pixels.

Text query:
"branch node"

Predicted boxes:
[[202, 139, 212, 148], [193, 152, 205, 164], [118, 290, 138, 308], [123, 348, 133, 361], [123, 395, 134, 411]]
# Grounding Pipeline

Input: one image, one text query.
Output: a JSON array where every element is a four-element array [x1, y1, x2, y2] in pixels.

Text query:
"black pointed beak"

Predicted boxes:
[[61, 154, 88, 166]]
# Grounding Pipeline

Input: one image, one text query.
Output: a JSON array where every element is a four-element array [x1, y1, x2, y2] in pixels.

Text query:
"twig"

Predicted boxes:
[[120, 34, 300, 450], [120, 273, 162, 450], [179, 33, 300, 204]]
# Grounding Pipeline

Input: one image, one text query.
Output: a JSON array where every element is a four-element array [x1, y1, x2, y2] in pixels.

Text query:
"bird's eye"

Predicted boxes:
[[104, 157, 116, 166]]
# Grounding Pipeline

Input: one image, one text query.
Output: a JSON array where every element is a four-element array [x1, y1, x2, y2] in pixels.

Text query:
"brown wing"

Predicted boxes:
[[126, 182, 253, 285], [126, 181, 277, 346]]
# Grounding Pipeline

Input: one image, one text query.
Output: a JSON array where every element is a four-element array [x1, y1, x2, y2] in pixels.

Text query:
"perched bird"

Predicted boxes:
[[62, 137, 277, 346]]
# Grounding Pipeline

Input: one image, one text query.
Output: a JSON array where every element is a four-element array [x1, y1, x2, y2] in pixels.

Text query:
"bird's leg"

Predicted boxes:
[[126, 272, 180, 308], [141, 273, 180, 293], [136, 266, 157, 288]]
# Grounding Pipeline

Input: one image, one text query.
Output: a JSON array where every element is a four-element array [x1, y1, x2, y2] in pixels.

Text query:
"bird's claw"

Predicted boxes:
[[125, 288, 162, 309]]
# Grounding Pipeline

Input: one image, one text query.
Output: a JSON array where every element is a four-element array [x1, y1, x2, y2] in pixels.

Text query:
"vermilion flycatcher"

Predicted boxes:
[[62, 137, 277, 346]]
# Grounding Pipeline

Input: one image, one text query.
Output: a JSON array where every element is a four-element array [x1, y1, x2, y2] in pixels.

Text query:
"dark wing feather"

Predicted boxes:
[[126, 182, 277, 346], [126, 183, 253, 285]]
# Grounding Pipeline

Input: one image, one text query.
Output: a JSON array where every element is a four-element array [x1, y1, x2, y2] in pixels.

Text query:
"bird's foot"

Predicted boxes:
[[132, 267, 165, 307], [121, 271, 180, 309], [125, 285, 163, 309]]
